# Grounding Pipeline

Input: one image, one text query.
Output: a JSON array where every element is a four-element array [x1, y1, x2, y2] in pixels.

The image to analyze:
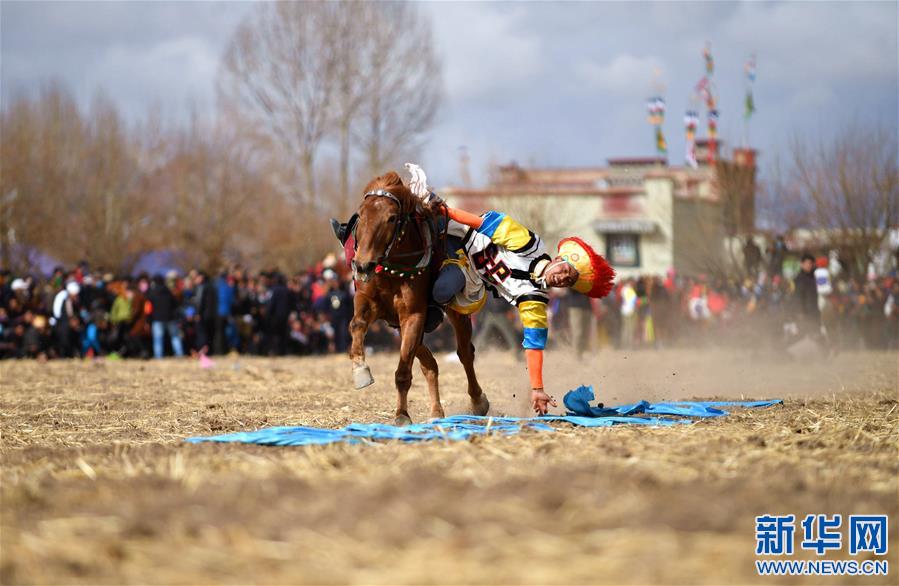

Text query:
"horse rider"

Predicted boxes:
[[331, 164, 615, 416]]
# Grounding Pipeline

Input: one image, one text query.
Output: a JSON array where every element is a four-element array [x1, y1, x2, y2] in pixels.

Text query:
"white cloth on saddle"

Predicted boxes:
[[404, 162, 435, 203]]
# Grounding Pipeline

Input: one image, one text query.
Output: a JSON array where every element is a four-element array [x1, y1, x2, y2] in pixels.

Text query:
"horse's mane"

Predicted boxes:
[[363, 171, 420, 213]]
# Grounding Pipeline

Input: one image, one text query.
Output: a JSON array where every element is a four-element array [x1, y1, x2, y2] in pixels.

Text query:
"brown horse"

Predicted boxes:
[[347, 171, 489, 426]]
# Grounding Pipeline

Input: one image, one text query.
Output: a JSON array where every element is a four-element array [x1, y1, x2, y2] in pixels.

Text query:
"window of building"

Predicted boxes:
[[607, 234, 640, 267]]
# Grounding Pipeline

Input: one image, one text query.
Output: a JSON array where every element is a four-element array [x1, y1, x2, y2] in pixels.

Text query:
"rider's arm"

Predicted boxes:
[[518, 300, 548, 389], [519, 300, 557, 415], [525, 348, 544, 390], [446, 206, 484, 230], [446, 207, 533, 251]]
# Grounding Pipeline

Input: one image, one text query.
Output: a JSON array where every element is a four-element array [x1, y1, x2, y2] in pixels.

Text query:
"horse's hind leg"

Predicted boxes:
[[394, 313, 425, 426], [349, 295, 376, 389], [415, 344, 444, 420], [447, 310, 490, 416]]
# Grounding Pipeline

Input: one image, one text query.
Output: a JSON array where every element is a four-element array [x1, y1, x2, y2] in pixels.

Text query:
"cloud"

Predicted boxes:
[[649, 2, 738, 35], [788, 86, 836, 111], [1, 0, 896, 188], [574, 53, 665, 96], [425, 3, 544, 102], [1, 1, 250, 117], [86, 37, 221, 114], [721, 2, 897, 85]]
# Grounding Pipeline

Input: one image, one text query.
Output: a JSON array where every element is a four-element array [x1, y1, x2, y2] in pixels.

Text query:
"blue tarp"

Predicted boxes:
[[186, 385, 782, 447], [562, 385, 782, 418]]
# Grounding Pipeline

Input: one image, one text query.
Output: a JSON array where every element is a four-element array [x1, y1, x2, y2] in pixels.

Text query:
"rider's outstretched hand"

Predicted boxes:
[[530, 388, 557, 416]]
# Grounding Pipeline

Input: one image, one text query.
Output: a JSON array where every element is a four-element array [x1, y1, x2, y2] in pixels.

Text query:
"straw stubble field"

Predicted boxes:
[[1, 349, 897, 584]]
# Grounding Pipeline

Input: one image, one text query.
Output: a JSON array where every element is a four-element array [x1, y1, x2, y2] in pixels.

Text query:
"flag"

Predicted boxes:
[[684, 110, 699, 169], [744, 91, 756, 120], [703, 44, 714, 75], [656, 126, 667, 154]]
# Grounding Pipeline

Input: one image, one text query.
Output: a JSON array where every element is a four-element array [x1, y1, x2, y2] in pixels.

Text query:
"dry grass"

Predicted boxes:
[[1, 350, 897, 585]]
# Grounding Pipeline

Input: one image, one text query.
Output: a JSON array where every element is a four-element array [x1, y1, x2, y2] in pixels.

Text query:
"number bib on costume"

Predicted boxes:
[[448, 220, 550, 305]]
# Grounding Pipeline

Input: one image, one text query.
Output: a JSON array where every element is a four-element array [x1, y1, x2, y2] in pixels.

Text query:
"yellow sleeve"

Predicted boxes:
[[518, 300, 548, 350], [479, 211, 533, 251]]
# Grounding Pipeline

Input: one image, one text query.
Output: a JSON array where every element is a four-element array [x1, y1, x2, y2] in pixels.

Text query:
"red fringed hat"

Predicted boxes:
[[557, 237, 616, 298]]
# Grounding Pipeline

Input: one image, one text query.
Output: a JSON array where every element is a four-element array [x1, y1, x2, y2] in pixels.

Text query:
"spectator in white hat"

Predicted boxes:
[[51, 281, 81, 358]]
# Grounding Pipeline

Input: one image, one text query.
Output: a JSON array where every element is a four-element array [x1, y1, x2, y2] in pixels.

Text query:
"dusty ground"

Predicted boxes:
[[1, 348, 897, 585]]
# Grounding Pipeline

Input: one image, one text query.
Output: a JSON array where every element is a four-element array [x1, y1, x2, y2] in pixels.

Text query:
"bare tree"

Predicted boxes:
[[330, 2, 371, 208], [0, 86, 159, 273], [219, 1, 342, 204], [1, 80, 338, 274], [355, 2, 442, 176], [72, 92, 158, 272], [221, 2, 441, 211], [218, 0, 442, 237], [671, 196, 732, 278], [757, 157, 808, 233], [487, 194, 571, 248], [0, 84, 84, 271], [3, 0, 444, 275], [159, 115, 267, 272], [1, 85, 156, 273], [788, 124, 897, 275]]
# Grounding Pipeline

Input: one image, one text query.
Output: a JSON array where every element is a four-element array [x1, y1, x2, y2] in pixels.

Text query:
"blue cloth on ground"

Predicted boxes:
[[562, 385, 782, 418], [185, 385, 782, 447]]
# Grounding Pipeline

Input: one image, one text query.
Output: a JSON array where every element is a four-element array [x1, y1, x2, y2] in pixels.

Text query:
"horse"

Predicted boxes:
[[346, 171, 489, 426]]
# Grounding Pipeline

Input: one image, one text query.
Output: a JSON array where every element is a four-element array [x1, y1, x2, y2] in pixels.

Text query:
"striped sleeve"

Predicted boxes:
[[481, 212, 533, 251], [518, 300, 548, 350]]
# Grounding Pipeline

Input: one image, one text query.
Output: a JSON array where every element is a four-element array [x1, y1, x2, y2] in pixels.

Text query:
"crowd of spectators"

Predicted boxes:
[[0, 258, 374, 361], [564, 261, 899, 355], [1, 251, 897, 361]]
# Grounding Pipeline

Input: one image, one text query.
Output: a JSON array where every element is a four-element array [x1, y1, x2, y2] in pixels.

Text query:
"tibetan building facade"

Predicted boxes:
[[443, 142, 757, 278]]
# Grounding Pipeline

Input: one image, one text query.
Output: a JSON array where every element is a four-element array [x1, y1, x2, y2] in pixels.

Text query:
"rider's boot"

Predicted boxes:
[[330, 213, 359, 246], [425, 304, 444, 333], [330, 218, 350, 245]]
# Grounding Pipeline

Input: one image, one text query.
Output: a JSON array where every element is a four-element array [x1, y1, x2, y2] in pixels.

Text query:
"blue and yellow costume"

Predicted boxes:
[[432, 207, 553, 390]]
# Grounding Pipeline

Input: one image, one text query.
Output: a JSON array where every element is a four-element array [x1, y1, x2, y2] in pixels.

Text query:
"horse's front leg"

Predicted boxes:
[[349, 294, 376, 389], [394, 311, 424, 426], [415, 344, 444, 420], [447, 309, 490, 416]]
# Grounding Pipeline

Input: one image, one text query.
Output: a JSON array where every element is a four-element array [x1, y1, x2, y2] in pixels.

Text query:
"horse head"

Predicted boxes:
[[352, 171, 420, 282]]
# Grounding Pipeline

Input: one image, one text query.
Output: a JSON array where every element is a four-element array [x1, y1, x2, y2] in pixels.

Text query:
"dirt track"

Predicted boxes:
[[1, 349, 897, 584]]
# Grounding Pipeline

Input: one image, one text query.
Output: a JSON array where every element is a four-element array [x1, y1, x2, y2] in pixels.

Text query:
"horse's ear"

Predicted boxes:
[[380, 171, 403, 188], [365, 171, 400, 193]]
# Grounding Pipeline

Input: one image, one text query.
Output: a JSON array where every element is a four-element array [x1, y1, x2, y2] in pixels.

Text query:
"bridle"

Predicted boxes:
[[352, 189, 433, 279]]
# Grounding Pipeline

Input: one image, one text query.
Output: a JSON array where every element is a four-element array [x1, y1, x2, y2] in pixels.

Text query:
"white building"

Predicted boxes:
[[443, 143, 757, 278]]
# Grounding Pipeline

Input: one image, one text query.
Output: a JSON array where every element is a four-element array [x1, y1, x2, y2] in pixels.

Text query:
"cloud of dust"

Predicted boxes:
[[467, 345, 897, 417]]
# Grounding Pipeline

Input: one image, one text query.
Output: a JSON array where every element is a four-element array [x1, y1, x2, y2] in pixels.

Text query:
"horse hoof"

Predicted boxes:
[[395, 414, 413, 427], [429, 407, 446, 421], [353, 365, 374, 389], [470, 393, 490, 416]]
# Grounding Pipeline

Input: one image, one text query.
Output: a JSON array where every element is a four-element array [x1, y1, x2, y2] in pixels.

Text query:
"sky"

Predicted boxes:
[[2, 1, 897, 188]]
